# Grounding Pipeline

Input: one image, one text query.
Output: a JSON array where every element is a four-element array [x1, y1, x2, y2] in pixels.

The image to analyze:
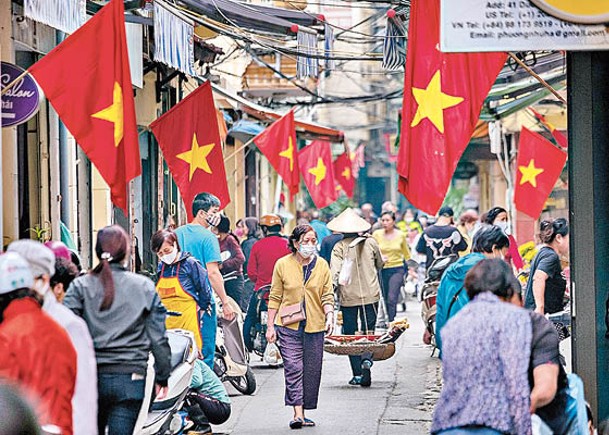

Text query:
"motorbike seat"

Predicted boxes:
[[167, 331, 192, 371]]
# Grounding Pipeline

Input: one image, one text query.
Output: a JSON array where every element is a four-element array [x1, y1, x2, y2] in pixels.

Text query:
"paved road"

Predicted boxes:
[[215, 301, 441, 434]]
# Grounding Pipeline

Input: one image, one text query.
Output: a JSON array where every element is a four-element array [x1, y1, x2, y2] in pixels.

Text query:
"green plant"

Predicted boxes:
[[27, 223, 51, 243], [442, 186, 469, 217]]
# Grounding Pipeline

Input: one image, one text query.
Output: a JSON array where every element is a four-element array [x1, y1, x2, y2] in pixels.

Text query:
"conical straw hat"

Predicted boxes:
[[327, 208, 371, 233]]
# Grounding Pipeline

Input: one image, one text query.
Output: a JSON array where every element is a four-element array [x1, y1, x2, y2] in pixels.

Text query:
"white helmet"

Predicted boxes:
[[0, 252, 34, 295]]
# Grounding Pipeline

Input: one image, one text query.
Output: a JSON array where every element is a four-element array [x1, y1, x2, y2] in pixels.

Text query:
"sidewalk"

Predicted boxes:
[[214, 301, 441, 434]]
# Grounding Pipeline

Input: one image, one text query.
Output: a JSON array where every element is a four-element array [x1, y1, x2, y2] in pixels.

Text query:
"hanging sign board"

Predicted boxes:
[[1, 62, 42, 127], [529, 0, 609, 25], [440, 0, 609, 52]]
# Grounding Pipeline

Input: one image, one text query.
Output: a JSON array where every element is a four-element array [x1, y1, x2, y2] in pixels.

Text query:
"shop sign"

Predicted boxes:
[[1, 62, 42, 128], [441, 0, 609, 52], [529, 0, 609, 25]]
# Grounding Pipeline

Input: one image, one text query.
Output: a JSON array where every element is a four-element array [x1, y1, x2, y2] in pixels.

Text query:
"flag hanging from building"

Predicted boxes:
[[28, 0, 140, 213], [253, 111, 300, 200], [150, 81, 230, 217], [529, 108, 568, 149], [396, 0, 506, 215], [333, 152, 355, 199], [514, 127, 567, 219], [299, 141, 338, 209]]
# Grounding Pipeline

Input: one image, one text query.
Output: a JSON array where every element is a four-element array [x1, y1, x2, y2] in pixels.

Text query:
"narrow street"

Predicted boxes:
[[217, 301, 441, 434]]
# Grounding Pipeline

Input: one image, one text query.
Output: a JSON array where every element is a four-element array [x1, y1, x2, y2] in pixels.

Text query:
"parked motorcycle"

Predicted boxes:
[[420, 255, 459, 354], [214, 296, 257, 395], [133, 328, 198, 435]]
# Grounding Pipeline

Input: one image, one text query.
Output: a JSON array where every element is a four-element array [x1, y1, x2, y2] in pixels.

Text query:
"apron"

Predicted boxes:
[[156, 262, 203, 351]]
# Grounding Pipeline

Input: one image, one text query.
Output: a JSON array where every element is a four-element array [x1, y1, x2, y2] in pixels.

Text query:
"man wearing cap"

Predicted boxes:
[[416, 206, 468, 271], [243, 214, 291, 351], [8, 240, 98, 435], [0, 252, 77, 434]]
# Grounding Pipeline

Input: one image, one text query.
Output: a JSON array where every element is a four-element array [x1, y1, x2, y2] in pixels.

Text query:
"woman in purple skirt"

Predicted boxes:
[[266, 224, 335, 429]]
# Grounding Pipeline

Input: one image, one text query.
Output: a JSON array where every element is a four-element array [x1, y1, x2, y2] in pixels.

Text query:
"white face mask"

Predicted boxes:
[[34, 278, 50, 296], [161, 247, 179, 265], [298, 244, 317, 259], [495, 221, 510, 235]]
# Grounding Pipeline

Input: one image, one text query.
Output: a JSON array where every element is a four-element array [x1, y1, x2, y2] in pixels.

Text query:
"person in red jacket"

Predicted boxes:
[[0, 252, 77, 435], [243, 214, 291, 350], [484, 207, 525, 272]]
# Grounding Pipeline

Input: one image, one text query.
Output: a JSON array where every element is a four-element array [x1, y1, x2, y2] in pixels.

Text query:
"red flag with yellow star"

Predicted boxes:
[[333, 152, 355, 199], [253, 111, 300, 200], [299, 141, 338, 209], [514, 127, 566, 219], [28, 0, 139, 213], [529, 108, 568, 149], [397, 0, 506, 215], [150, 81, 230, 217]]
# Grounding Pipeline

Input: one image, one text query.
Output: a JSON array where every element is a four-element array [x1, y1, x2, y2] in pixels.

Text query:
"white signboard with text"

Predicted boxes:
[[441, 0, 609, 52]]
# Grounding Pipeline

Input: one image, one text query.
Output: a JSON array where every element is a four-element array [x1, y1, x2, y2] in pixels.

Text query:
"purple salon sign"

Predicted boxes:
[[1, 62, 42, 128]]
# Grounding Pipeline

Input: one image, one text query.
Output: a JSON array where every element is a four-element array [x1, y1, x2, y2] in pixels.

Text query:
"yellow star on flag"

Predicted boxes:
[[341, 167, 351, 180], [279, 136, 295, 171], [519, 159, 544, 188], [308, 158, 327, 186], [91, 81, 124, 147], [176, 133, 216, 181], [410, 70, 464, 134]]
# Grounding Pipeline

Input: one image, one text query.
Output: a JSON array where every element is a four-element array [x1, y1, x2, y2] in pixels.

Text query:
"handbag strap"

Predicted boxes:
[[446, 286, 464, 319]]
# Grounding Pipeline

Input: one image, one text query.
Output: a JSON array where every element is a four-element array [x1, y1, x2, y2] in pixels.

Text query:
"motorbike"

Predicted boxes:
[[420, 255, 459, 355], [214, 296, 257, 395], [133, 328, 198, 435], [247, 284, 283, 366]]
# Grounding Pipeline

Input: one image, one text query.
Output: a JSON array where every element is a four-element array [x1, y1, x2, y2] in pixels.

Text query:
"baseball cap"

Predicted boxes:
[[438, 206, 454, 218], [7, 240, 56, 278], [0, 252, 34, 295]]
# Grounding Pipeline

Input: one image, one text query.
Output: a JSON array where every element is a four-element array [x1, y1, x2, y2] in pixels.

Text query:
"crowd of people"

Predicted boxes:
[[0, 190, 602, 434]]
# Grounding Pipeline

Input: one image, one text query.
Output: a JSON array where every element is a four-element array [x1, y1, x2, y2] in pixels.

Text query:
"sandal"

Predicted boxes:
[[289, 418, 303, 429], [303, 418, 316, 427], [349, 376, 362, 386]]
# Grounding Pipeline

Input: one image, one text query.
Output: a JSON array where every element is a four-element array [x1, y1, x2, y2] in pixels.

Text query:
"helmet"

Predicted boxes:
[[0, 252, 34, 295], [7, 240, 55, 278], [44, 241, 71, 261], [259, 214, 282, 227]]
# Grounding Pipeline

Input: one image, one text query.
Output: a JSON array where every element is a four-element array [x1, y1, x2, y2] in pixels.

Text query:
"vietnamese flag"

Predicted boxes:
[[150, 81, 230, 218], [514, 127, 567, 219], [397, 0, 506, 215], [299, 141, 338, 209], [333, 152, 355, 198], [529, 108, 568, 149], [28, 0, 139, 213], [253, 111, 300, 200]]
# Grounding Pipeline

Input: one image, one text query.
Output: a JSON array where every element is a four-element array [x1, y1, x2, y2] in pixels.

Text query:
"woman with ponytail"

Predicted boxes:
[[64, 225, 171, 435]]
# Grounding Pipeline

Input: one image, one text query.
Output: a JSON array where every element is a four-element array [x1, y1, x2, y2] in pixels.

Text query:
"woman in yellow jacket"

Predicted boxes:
[[266, 224, 334, 430], [373, 211, 411, 322]]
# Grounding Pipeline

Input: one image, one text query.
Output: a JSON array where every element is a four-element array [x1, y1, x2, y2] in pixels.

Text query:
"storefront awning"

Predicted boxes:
[[212, 83, 344, 143], [177, 0, 319, 36]]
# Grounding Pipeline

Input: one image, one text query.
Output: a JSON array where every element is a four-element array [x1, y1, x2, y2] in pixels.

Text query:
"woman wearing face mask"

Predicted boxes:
[[524, 218, 569, 315], [150, 229, 213, 354], [484, 206, 524, 271], [265, 224, 334, 429]]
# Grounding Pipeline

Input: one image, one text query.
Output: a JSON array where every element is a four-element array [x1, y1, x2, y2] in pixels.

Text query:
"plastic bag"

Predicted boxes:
[[338, 258, 354, 286], [263, 343, 283, 365]]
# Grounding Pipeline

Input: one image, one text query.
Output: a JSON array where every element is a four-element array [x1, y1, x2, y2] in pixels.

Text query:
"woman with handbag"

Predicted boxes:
[[328, 208, 385, 387], [265, 224, 334, 430]]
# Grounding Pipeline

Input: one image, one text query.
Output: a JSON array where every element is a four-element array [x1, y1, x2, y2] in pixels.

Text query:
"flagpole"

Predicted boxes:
[[508, 52, 567, 105], [223, 136, 255, 162], [0, 69, 30, 97]]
